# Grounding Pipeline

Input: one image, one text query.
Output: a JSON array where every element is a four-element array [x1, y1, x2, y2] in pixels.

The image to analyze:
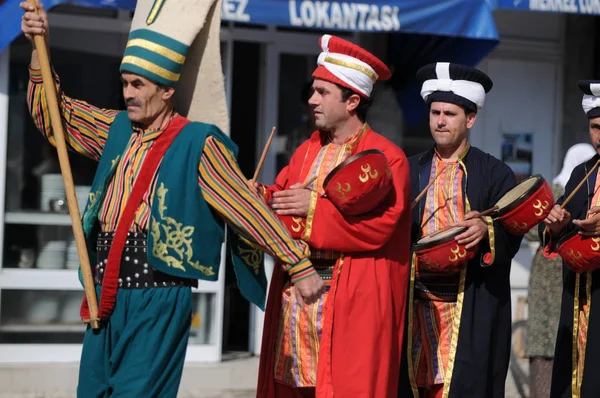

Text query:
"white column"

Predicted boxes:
[[251, 35, 280, 356], [0, 47, 10, 324]]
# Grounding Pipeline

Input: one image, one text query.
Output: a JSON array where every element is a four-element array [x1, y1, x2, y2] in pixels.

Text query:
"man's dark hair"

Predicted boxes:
[[428, 102, 477, 117], [338, 85, 372, 122], [155, 82, 167, 92]]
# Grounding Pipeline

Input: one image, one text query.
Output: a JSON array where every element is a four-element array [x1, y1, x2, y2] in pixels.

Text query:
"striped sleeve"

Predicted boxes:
[[27, 67, 118, 161], [198, 137, 317, 282]]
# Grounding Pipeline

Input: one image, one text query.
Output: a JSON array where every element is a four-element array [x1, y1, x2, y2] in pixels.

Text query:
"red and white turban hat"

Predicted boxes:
[[312, 34, 391, 98]]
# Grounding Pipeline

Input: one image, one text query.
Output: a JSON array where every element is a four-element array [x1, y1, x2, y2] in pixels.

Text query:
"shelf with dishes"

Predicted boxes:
[[4, 211, 73, 226], [4, 174, 91, 226], [0, 269, 81, 290], [3, 236, 81, 272], [0, 289, 84, 331], [0, 324, 86, 333]]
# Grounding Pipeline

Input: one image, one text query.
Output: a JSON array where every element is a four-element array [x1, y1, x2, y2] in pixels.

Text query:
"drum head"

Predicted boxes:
[[416, 226, 467, 248], [494, 175, 543, 212]]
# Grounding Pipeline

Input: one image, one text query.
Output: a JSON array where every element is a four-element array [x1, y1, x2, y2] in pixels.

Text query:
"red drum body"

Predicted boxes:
[[557, 229, 600, 273], [490, 175, 554, 235], [323, 149, 392, 216], [412, 227, 478, 272]]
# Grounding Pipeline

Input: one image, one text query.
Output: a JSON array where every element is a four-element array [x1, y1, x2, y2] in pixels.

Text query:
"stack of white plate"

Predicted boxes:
[[40, 174, 65, 212], [37, 240, 66, 269], [60, 295, 83, 323], [25, 294, 60, 324], [65, 239, 80, 269], [74, 185, 91, 214]]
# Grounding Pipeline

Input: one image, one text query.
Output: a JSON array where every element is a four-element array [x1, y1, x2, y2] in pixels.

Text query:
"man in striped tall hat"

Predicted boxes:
[[255, 34, 412, 398], [20, 0, 323, 396], [543, 80, 600, 397], [398, 62, 522, 398]]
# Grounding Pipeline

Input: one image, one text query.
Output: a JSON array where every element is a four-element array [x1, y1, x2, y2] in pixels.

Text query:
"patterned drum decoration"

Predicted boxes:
[[557, 229, 600, 273], [322, 149, 393, 216], [490, 174, 554, 235], [412, 226, 478, 272]]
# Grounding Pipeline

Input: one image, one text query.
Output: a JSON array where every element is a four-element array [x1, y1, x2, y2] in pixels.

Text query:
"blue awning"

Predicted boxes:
[[495, 0, 600, 15], [1, 0, 499, 53]]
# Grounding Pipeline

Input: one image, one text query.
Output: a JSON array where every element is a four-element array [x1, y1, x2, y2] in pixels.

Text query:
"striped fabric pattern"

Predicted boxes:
[[421, 154, 465, 236], [28, 68, 116, 161], [577, 298, 589, 388], [27, 69, 310, 269], [274, 281, 330, 387], [413, 151, 467, 389], [412, 299, 458, 388]]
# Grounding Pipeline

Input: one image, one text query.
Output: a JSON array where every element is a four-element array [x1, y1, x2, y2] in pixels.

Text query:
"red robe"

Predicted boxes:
[[257, 127, 412, 397]]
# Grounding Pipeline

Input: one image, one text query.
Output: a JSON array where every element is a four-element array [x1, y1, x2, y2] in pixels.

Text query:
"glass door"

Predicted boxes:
[[0, 16, 232, 364]]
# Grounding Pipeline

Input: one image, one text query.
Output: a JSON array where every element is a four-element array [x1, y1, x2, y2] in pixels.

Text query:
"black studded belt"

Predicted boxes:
[[94, 231, 197, 289], [414, 272, 460, 302], [310, 258, 337, 281]]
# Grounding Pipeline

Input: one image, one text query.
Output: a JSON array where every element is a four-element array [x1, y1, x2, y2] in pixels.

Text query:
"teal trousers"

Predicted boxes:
[[77, 286, 192, 397]]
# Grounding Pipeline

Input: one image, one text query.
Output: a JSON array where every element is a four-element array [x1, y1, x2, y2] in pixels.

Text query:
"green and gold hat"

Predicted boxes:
[[120, 29, 188, 87], [120, 0, 229, 133]]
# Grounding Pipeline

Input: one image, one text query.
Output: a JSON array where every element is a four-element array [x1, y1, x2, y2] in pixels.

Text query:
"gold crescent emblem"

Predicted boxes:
[[334, 182, 352, 199], [291, 217, 306, 232], [533, 199, 551, 217], [291, 217, 305, 233], [449, 245, 465, 263], [591, 237, 600, 251], [359, 163, 379, 183]]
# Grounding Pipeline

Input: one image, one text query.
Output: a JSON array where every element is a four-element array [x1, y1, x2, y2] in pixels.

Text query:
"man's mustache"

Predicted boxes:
[[125, 99, 141, 107]]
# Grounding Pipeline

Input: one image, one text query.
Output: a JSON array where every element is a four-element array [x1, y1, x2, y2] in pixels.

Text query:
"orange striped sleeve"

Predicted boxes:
[[198, 137, 315, 282], [27, 67, 118, 161]]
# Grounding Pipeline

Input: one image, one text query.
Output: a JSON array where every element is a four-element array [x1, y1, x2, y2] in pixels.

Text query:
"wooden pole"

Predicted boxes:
[[27, 0, 99, 328]]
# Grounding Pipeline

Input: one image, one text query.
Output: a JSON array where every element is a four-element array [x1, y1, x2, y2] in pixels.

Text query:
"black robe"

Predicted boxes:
[[398, 145, 523, 398], [547, 154, 600, 398]]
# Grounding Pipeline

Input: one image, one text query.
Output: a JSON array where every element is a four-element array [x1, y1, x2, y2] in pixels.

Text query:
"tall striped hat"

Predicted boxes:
[[120, 0, 229, 133]]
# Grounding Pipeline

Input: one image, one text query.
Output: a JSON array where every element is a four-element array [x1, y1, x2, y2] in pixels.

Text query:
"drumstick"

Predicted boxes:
[[252, 126, 276, 181], [411, 164, 447, 210], [442, 185, 455, 223], [560, 158, 600, 209], [299, 175, 318, 190], [429, 205, 499, 238]]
